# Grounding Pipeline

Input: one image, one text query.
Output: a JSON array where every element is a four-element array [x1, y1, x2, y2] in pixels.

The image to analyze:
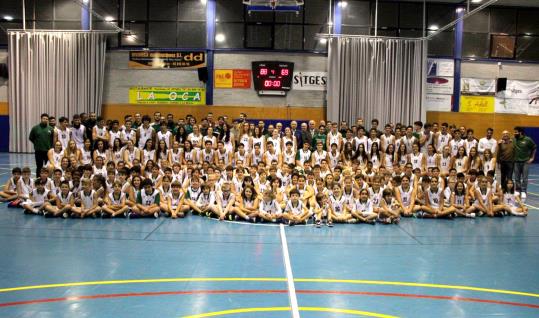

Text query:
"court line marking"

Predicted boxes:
[[182, 306, 398, 318], [1, 277, 539, 299], [526, 203, 539, 210], [280, 223, 300, 318], [1, 289, 539, 310]]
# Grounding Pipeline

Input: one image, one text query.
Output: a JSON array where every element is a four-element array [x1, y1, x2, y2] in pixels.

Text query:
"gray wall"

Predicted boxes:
[[103, 50, 328, 107], [103, 51, 204, 104], [213, 52, 327, 107], [462, 61, 539, 81]]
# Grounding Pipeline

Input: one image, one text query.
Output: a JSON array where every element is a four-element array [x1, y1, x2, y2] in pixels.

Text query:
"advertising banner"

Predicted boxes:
[[128, 87, 205, 105], [494, 98, 529, 114], [214, 69, 252, 88], [292, 71, 328, 91], [460, 95, 494, 113], [426, 94, 452, 112], [504, 80, 539, 100], [128, 51, 206, 69], [461, 78, 496, 95], [427, 59, 454, 77], [426, 77, 454, 95]]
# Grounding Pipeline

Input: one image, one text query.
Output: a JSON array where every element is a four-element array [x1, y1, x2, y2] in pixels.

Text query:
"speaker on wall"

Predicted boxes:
[[198, 67, 208, 83], [496, 77, 507, 92]]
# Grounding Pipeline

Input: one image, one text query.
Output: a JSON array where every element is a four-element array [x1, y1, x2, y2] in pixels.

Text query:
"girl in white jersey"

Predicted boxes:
[[230, 185, 259, 222], [439, 146, 452, 177], [420, 177, 453, 218], [394, 175, 419, 217], [350, 188, 377, 224], [466, 177, 495, 217], [258, 189, 282, 222], [313, 193, 332, 227], [168, 141, 183, 166], [328, 184, 352, 224], [482, 149, 496, 174], [452, 146, 468, 174], [499, 179, 528, 217], [450, 181, 475, 218], [80, 139, 93, 165], [46, 141, 64, 172], [102, 181, 129, 218], [123, 140, 141, 168], [111, 138, 124, 165]]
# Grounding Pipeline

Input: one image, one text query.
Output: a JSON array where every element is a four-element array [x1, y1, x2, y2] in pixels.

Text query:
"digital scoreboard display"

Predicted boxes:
[[252, 61, 294, 95]]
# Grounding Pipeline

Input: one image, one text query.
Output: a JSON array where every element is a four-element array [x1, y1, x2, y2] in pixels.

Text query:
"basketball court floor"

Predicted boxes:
[[0, 153, 537, 317]]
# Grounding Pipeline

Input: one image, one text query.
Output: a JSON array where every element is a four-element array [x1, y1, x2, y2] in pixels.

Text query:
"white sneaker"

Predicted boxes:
[[466, 213, 476, 218], [521, 192, 527, 202]]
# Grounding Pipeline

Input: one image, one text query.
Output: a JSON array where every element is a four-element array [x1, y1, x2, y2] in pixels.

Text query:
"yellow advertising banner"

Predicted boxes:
[[460, 95, 495, 113], [128, 87, 205, 105], [214, 70, 233, 88]]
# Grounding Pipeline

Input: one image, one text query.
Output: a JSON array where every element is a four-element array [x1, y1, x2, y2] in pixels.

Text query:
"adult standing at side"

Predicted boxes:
[[29, 113, 54, 177], [513, 127, 536, 201], [497, 130, 513, 191]]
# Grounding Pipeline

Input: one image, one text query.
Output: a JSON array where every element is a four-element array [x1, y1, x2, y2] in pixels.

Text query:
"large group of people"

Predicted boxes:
[[1, 111, 535, 226]]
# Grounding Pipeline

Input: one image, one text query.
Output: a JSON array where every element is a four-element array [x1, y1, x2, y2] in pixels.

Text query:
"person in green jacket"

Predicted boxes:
[[513, 127, 536, 201], [312, 125, 327, 150], [29, 113, 54, 177]]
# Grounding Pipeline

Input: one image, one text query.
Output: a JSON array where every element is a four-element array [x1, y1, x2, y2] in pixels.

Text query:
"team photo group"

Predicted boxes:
[[3, 110, 536, 226]]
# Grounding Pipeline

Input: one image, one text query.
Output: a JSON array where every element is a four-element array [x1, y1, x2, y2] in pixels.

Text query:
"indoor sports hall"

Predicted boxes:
[[0, 0, 538, 317]]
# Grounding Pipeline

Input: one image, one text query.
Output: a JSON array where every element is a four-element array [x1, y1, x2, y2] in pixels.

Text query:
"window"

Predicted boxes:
[[490, 35, 516, 59], [342, 1, 370, 27], [178, 22, 206, 48], [517, 9, 539, 35], [463, 10, 489, 33], [274, 24, 303, 50], [399, 3, 423, 29], [149, 0, 178, 21], [216, 0, 244, 23], [428, 31, 454, 57], [516, 36, 539, 61], [372, 2, 398, 29], [463, 33, 490, 58], [215, 23, 244, 49], [246, 24, 272, 48], [304, 0, 329, 24], [121, 22, 146, 46], [148, 22, 177, 47], [490, 8, 516, 34]]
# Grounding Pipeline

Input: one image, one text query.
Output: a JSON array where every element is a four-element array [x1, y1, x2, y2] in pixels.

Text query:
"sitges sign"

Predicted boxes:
[[292, 71, 328, 91]]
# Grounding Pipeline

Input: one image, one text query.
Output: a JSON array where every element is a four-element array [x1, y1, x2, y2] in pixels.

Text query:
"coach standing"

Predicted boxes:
[[497, 131, 514, 192], [29, 113, 53, 177], [513, 127, 536, 201]]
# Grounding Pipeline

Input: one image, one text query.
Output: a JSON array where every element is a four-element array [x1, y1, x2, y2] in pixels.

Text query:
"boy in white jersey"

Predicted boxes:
[[71, 178, 101, 218], [102, 181, 129, 218], [43, 181, 74, 218], [22, 179, 53, 215], [132, 179, 161, 218], [0, 167, 21, 203], [163, 181, 189, 219], [54, 117, 71, 149], [282, 189, 311, 226], [216, 182, 236, 220], [258, 189, 282, 222]]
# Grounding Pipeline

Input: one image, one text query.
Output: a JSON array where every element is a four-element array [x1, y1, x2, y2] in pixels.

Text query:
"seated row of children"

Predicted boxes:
[[0, 157, 528, 226]]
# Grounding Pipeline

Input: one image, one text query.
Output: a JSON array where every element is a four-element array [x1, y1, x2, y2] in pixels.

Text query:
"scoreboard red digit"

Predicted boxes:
[[252, 61, 294, 96]]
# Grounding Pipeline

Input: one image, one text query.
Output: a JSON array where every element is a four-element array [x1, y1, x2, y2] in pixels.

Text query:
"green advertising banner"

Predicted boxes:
[[129, 87, 206, 105]]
